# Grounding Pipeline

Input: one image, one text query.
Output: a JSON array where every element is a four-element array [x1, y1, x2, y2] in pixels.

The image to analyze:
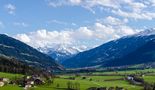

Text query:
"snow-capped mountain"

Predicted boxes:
[[38, 44, 88, 63], [136, 28, 155, 36], [62, 28, 155, 68]]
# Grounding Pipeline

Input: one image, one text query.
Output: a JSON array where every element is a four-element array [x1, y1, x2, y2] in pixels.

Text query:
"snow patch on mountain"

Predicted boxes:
[[38, 44, 88, 63], [135, 28, 155, 36]]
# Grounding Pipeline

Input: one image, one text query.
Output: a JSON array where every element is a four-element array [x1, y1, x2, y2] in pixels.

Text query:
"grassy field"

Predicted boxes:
[[0, 69, 155, 90], [92, 69, 155, 75], [0, 85, 22, 90], [33, 76, 142, 90], [0, 72, 23, 79], [0, 78, 143, 90], [143, 75, 155, 83], [56, 75, 142, 90], [0, 72, 23, 90]]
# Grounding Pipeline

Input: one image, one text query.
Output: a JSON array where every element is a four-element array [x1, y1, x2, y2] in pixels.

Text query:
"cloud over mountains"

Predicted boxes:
[[47, 0, 155, 20], [15, 16, 137, 50]]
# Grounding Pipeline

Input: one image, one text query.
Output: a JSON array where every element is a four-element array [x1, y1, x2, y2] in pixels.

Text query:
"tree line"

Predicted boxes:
[[0, 55, 41, 75]]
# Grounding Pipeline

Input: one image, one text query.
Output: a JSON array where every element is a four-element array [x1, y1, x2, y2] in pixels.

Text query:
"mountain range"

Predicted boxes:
[[38, 44, 87, 63], [62, 28, 155, 68], [0, 34, 63, 70], [2, 28, 155, 70]]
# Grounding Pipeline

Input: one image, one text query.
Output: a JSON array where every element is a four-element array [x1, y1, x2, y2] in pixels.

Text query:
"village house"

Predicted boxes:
[[3, 78, 10, 83], [23, 76, 44, 89], [0, 78, 10, 87], [0, 81, 4, 87], [126, 75, 144, 85], [127, 76, 134, 80]]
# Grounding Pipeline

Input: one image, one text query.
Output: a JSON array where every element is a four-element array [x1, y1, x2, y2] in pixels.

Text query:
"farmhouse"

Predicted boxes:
[[24, 76, 44, 88], [3, 78, 9, 82], [126, 75, 144, 85], [0, 78, 10, 87], [0, 81, 4, 87]]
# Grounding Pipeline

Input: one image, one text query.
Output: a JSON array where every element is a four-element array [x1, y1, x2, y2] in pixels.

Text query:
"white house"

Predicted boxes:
[[0, 81, 5, 87], [127, 76, 134, 80], [3, 78, 10, 83]]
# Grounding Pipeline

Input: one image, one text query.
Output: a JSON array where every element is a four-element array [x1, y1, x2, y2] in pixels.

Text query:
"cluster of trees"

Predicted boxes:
[[0, 55, 42, 75], [144, 83, 155, 90], [125, 74, 155, 90], [67, 81, 80, 90]]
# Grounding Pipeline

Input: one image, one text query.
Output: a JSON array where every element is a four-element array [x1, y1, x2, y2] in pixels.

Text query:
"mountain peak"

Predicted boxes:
[[38, 44, 86, 63], [136, 28, 155, 36], [62, 28, 155, 68]]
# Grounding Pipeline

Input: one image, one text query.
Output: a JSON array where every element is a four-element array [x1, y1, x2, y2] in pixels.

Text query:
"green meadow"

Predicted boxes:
[[0, 72, 23, 79], [0, 69, 155, 90]]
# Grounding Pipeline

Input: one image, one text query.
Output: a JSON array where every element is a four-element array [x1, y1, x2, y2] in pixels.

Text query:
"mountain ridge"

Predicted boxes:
[[38, 44, 87, 63], [0, 34, 63, 70], [62, 28, 155, 68]]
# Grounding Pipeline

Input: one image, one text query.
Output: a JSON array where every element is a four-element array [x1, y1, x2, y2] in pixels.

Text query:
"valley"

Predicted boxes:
[[1, 68, 155, 90], [1, 0, 155, 90], [1, 29, 155, 90]]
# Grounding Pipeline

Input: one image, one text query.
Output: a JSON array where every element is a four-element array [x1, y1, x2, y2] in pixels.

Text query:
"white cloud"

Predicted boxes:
[[148, 0, 155, 6], [47, 19, 77, 27], [0, 21, 5, 28], [15, 17, 137, 50], [16, 34, 30, 43], [46, 0, 120, 13], [15, 29, 73, 48], [93, 22, 136, 40], [71, 23, 77, 26], [72, 27, 93, 40], [47, 1, 63, 7], [47, 20, 67, 25], [46, 0, 155, 20], [112, 9, 155, 20], [4, 4, 16, 15], [110, 1, 155, 20], [83, 0, 120, 9], [13, 22, 28, 27], [97, 16, 128, 25], [69, 0, 81, 5]]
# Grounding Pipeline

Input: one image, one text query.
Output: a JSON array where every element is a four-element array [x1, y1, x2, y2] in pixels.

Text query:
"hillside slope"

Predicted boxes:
[[0, 55, 38, 74], [0, 34, 62, 70], [105, 39, 155, 67], [62, 29, 155, 68]]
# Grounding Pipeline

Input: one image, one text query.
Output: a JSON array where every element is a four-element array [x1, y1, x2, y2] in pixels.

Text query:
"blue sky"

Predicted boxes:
[[0, 0, 97, 35], [1, 0, 155, 50]]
